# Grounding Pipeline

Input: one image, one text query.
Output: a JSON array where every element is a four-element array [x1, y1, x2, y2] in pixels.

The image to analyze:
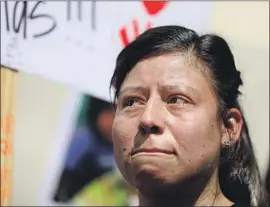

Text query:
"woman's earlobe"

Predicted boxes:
[[221, 128, 234, 148]]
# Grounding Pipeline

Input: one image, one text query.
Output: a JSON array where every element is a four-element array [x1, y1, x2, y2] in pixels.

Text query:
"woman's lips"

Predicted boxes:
[[131, 147, 174, 156]]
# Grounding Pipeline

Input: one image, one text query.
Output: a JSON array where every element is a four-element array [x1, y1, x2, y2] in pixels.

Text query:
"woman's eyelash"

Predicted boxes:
[[167, 96, 189, 104], [122, 98, 141, 107], [121, 95, 190, 108]]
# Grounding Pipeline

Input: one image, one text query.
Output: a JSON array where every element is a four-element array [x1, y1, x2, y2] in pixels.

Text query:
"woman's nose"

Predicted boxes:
[[138, 100, 165, 135]]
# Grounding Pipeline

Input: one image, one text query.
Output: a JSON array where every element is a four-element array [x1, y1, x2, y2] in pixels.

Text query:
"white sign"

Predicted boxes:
[[1, 1, 213, 101]]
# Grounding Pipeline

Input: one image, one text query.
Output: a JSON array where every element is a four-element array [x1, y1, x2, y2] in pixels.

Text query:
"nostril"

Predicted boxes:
[[150, 126, 160, 134], [139, 125, 161, 135]]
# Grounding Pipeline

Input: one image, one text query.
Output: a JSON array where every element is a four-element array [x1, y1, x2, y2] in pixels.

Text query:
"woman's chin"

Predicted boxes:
[[130, 167, 180, 194]]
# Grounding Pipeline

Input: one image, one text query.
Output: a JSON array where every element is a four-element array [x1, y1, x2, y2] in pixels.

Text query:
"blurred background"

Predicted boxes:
[[1, 1, 269, 206]]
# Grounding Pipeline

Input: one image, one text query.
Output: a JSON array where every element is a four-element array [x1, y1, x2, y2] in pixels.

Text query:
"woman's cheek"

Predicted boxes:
[[112, 117, 137, 182], [112, 117, 136, 154]]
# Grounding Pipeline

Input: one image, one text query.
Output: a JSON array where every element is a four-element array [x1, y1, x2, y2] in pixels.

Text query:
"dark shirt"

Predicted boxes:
[[231, 201, 250, 207], [64, 126, 115, 171], [54, 127, 115, 202]]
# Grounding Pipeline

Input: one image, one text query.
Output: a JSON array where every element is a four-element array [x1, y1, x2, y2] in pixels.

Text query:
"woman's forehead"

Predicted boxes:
[[121, 54, 210, 92]]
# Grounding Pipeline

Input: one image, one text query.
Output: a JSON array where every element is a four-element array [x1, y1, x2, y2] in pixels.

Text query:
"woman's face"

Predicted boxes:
[[112, 53, 223, 192]]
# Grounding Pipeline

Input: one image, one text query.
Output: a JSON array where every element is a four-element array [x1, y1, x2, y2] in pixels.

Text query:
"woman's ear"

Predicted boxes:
[[221, 108, 243, 147]]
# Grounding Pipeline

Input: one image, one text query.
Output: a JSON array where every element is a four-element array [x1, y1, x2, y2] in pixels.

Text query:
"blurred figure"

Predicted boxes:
[[53, 96, 115, 202]]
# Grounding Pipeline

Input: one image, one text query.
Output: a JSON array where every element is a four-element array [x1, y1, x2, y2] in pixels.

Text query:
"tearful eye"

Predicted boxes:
[[167, 96, 186, 105]]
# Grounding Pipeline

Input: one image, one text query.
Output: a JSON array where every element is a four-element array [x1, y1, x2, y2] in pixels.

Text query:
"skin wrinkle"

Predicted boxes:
[[112, 53, 241, 206]]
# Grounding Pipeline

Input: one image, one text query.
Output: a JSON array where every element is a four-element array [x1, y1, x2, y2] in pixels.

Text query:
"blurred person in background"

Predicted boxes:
[[110, 25, 269, 207], [53, 96, 116, 203]]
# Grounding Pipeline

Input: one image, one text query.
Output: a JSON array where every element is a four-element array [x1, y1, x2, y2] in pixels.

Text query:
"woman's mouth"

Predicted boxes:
[[131, 147, 175, 156]]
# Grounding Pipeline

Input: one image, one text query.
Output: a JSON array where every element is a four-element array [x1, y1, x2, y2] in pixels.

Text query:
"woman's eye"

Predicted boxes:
[[123, 99, 140, 108], [167, 96, 187, 105]]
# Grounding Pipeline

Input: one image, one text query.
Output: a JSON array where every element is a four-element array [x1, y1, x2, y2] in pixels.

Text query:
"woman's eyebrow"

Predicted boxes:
[[160, 84, 200, 95], [118, 86, 147, 98]]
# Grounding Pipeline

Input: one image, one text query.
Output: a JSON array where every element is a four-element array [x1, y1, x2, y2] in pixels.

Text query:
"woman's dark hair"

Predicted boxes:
[[109, 25, 268, 206]]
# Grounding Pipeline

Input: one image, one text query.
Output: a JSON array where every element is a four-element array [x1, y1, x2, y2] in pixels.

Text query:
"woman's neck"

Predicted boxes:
[[138, 168, 233, 206]]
